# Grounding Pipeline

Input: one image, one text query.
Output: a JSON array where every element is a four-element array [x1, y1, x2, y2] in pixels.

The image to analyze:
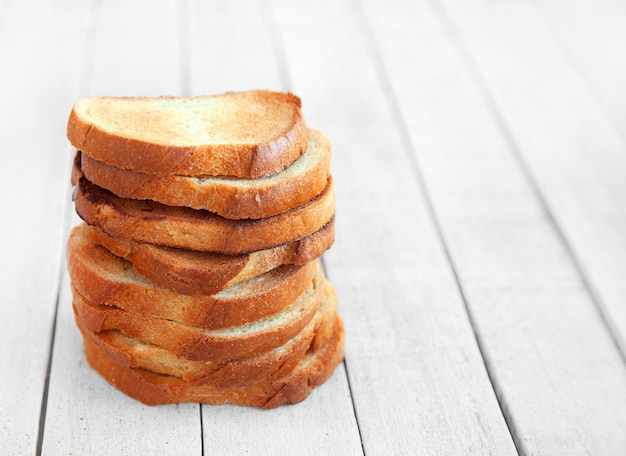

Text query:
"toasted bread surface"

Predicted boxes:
[[81, 315, 344, 408], [74, 176, 335, 254], [67, 224, 320, 329], [67, 90, 343, 409], [85, 218, 333, 296], [72, 268, 323, 362], [67, 91, 307, 178], [77, 280, 338, 386], [78, 129, 331, 219]]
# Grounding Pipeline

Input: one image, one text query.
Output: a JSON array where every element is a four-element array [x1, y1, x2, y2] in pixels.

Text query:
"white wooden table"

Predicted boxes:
[[2, 0, 626, 454]]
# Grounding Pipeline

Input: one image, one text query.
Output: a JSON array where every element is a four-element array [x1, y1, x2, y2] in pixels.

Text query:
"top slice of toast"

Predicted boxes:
[[67, 91, 308, 178]]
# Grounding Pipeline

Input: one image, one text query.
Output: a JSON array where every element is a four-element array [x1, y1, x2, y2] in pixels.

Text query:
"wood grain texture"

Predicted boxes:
[[40, 1, 203, 454], [0, 1, 88, 453], [377, 0, 626, 453], [272, 0, 518, 454], [438, 0, 626, 353]]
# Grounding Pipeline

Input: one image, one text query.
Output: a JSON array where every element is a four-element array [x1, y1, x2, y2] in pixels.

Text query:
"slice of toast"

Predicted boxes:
[[73, 176, 335, 254], [67, 91, 308, 178], [84, 217, 333, 296], [77, 278, 338, 386], [78, 129, 331, 219], [67, 224, 319, 329], [81, 315, 344, 408], [72, 266, 323, 362]]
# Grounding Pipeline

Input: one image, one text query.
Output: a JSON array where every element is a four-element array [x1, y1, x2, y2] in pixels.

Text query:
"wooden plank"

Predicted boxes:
[[271, 1, 518, 454], [436, 0, 626, 355], [367, 0, 626, 453], [436, 0, 626, 353], [0, 1, 89, 454], [533, 0, 626, 141], [188, 1, 362, 454], [41, 1, 201, 454]]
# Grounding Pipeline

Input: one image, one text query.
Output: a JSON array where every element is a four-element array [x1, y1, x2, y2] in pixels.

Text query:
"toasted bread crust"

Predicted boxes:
[[67, 91, 344, 409], [81, 316, 344, 408], [78, 129, 331, 219], [74, 176, 335, 254], [76, 281, 338, 386], [67, 225, 320, 329], [67, 91, 308, 178], [72, 270, 322, 362], [85, 219, 333, 296]]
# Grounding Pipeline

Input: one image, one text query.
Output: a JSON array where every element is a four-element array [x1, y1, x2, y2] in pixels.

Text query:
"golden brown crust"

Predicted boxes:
[[77, 129, 331, 219], [67, 224, 320, 329], [80, 322, 311, 388], [76, 281, 338, 386], [67, 91, 308, 178], [85, 219, 333, 296], [72, 271, 322, 362], [81, 316, 344, 408], [73, 176, 335, 254], [67, 91, 344, 409]]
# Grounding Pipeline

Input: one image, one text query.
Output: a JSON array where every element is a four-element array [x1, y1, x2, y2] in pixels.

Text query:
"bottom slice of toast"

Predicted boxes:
[[76, 279, 338, 387], [81, 315, 344, 409]]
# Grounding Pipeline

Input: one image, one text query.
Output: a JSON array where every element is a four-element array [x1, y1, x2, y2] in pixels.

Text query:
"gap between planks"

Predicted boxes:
[[36, 179, 78, 456], [36, 255, 65, 456]]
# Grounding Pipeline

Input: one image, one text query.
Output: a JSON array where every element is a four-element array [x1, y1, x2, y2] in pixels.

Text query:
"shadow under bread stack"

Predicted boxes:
[[66, 91, 344, 408]]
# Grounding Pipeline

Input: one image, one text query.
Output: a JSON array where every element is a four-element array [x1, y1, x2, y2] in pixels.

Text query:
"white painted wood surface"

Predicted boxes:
[[360, 1, 626, 454], [438, 0, 626, 356], [0, 1, 87, 454], [2, 0, 626, 454]]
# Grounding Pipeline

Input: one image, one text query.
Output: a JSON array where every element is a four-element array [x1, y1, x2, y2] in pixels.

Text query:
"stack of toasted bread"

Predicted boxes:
[[66, 90, 344, 408]]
